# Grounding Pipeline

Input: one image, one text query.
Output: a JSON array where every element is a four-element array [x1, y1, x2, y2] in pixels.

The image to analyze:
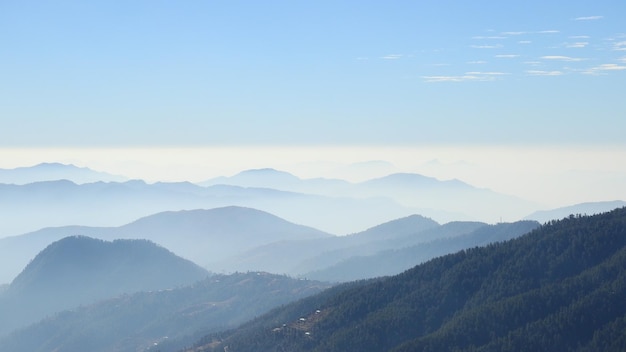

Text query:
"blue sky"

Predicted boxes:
[[2, 0, 625, 146], [1, 1, 626, 207]]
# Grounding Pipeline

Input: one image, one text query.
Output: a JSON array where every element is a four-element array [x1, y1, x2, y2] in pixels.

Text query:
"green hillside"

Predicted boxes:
[[189, 208, 626, 352]]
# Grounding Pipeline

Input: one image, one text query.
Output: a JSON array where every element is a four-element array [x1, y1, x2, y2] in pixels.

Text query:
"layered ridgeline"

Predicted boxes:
[[0, 236, 208, 337], [0, 209, 537, 286], [0, 272, 331, 352], [303, 220, 539, 282], [210, 216, 539, 282], [0, 206, 332, 284], [188, 207, 626, 352], [0, 166, 539, 237]]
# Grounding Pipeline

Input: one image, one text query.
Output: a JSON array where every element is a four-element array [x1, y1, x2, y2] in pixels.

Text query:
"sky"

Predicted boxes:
[[1, 1, 625, 207]]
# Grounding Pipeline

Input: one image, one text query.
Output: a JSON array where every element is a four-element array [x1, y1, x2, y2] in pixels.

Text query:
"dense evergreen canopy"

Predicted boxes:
[[189, 208, 626, 352]]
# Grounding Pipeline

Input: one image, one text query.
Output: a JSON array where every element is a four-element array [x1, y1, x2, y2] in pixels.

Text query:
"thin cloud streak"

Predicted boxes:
[[613, 41, 626, 51], [573, 16, 603, 21], [541, 55, 587, 62], [382, 54, 403, 59], [587, 64, 626, 72], [565, 42, 589, 48], [472, 36, 506, 40], [526, 70, 564, 76], [422, 75, 498, 83], [465, 71, 508, 75], [471, 44, 503, 49]]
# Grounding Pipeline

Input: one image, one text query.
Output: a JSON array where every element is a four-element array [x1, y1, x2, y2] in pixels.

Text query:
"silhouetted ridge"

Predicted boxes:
[[347, 214, 439, 240], [10, 236, 206, 292], [0, 236, 207, 336]]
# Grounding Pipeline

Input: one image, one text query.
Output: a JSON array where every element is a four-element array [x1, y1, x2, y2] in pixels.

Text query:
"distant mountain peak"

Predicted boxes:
[[240, 167, 283, 173], [0, 162, 127, 185], [34, 162, 72, 168], [235, 168, 300, 179]]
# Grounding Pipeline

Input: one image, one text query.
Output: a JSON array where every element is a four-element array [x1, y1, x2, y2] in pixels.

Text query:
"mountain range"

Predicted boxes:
[[1, 158, 624, 351], [2, 198, 623, 287], [0, 164, 541, 237], [203, 168, 538, 224], [0, 162, 127, 185], [0, 207, 542, 288], [0, 206, 331, 284], [209, 217, 539, 280], [0, 178, 419, 237], [185, 207, 626, 352]]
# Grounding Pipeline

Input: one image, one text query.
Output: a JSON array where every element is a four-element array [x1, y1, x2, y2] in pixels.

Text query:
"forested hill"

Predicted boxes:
[[0, 236, 208, 337], [189, 208, 626, 352]]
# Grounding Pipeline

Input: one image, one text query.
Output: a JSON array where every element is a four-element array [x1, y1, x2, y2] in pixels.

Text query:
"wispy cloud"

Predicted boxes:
[[518, 40, 532, 44], [569, 35, 590, 39], [381, 54, 402, 60], [574, 16, 603, 21], [613, 41, 626, 51], [495, 54, 520, 58], [465, 71, 509, 76], [422, 75, 473, 83], [501, 31, 526, 36], [582, 63, 626, 75], [541, 55, 586, 62], [471, 44, 503, 49], [524, 61, 543, 66], [592, 64, 626, 71], [526, 70, 564, 76], [565, 42, 589, 48], [539, 30, 560, 34], [422, 74, 499, 83], [472, 36, 506, 40], [467, 60, 488, 64]]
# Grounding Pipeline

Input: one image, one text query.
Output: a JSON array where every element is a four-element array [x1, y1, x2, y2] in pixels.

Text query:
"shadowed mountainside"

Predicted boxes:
[[187, 207, 626, 352], [0, 272, 331, 352]]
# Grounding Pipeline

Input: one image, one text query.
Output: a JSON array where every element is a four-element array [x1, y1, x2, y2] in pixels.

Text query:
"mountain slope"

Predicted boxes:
[[525, 200, 626, 223], [0, 272, 331, 352], [188, 207, 626, 352], [0, 236, 208, 336], [208, 214, 440, 275], [304, 220, 540, 282]]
